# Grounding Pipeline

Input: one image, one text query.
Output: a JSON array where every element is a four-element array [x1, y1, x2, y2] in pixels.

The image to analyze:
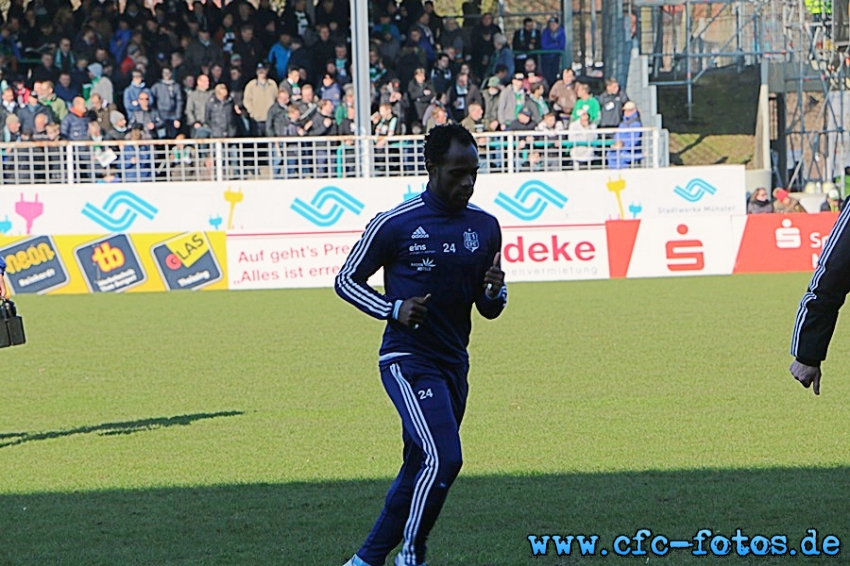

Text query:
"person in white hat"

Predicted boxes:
[[820, 188, 845, 212]]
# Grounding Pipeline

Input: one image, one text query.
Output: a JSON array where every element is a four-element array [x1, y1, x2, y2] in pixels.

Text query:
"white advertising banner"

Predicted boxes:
[[624, 216, 736, 279], [226, 223, 609, 290], [2, 166, 745, 237], [500, 224, 610, 282]]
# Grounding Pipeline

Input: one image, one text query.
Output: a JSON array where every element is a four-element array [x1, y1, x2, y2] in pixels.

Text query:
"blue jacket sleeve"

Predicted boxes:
[[335, 214, 399, 320], [475, 221, 506, 320]]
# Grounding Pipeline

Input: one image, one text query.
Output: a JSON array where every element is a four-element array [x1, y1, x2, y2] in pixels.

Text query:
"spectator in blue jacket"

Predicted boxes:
[[490, 33, 514, 81], [608, 101, 643, 169], [267, 31, 292, 82], [123, 69, 153, 114], [60, 97, 91, 141], [541, 16, 566, 86]]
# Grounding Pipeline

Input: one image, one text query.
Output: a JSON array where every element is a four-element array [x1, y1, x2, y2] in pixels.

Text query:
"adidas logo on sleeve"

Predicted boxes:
[[411, 226, 430, 239]]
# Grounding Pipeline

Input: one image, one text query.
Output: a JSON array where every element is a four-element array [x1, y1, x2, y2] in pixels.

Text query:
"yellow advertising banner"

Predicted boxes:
[[0, 232, 228, 295]]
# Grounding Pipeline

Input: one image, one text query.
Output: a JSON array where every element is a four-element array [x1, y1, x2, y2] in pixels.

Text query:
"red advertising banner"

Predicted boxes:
[[733, 213, 840, 274]]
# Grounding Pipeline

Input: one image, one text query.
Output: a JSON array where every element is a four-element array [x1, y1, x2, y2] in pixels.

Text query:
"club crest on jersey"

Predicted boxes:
[[463, 229, 479, 252]]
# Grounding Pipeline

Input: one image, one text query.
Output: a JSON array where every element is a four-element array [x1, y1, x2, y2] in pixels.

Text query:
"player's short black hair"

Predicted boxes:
[[423, 124, 476, 167]]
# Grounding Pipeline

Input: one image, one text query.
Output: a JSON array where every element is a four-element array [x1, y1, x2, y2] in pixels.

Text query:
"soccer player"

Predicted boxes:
[[335, 124, 507, 566], [790, 204, 850, 395]]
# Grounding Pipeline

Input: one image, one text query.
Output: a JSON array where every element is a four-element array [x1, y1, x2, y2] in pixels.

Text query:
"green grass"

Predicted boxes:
[[1, 274, 849, 565]]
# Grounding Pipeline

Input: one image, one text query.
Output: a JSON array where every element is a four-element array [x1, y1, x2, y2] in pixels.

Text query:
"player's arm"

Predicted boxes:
[[335, 215, 399, 320], [790, 207, 850, 393], [476, 229, 506, 320]]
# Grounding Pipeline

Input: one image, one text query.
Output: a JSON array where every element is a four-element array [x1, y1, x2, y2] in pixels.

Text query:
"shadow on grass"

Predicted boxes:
[[0, 467, 848, 565], [0, 411, 243, 449]]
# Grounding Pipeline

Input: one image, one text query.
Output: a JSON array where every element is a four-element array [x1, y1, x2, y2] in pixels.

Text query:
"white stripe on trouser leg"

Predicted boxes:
[[390, 364, 438, 566], [390, 363, 439, 566], [791, 206, 850, 354]]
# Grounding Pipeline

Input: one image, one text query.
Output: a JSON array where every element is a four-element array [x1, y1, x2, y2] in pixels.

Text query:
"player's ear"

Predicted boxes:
[[425, 159, 436, 176]]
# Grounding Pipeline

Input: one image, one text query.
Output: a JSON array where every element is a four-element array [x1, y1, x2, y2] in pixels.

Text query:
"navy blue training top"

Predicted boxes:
[[335, 188, 507, 367]]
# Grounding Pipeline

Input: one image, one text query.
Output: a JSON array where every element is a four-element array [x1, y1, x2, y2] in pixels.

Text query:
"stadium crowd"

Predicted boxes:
[[747, 186, 845, 214]]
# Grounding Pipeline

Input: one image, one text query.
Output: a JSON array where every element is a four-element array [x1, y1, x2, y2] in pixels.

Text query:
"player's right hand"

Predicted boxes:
[[398, 294, 431, 329], [790, 360, 822, 395]]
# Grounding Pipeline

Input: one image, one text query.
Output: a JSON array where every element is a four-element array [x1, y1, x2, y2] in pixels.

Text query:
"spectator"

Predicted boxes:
[[288, 37, 313, 84], [425, 104, 450, 133], [30, 112, 50, 140], [312, 25, 336, 79], [233, 23, 263, 72], [430, 52, 454, 95], [60, 96, 91, 141], [88, 63, 114, 108], [151, 67, 183, 139], [267, 88, 291, 137], [110, 17, 132, 63], [268, 31, 292, 82], [369, 49, 387, 87], [31, 51, 59, 85], [376, 28, 401, 71], [316, 0, 350, 32], [17, 93, 53, 136], [571, 82, 600, 125], [40, 81, 68, 122], [171, 51, 189, 86], [320, 72, 342, 110], [540, 16, 565, 86], [481, 76, 502, 131], [296, 83, 317, 122], [3, 114, 22, 142], [307, 98, 337, 137], [408, 27, 435, 66], [521, 59, 549, 93], [55, 72, 78, 106], [423, 1, 444, 40], [747, 187, 774, 214], [461, 101, 487, 133], [106, 110, 128, 140], [372, 102, 399, 146], [773, 188, 807, 213], [335, 83, 355, 126], [549, 67, 577, 118], [128, 91, 163, 139], [184, 28, 223, 76], [205, 83, 240, 138], [124, 69, 152, 114], [281, 0, 312, 39], [0, 88, 17, 126], [507, 106, 535, 131], [608, 101, 643, 169], [243, 62, 277, 136], [536, 111, 566, 136], [497, 73, 527, 129], [121, 126, 154, 181], [821, 188, 845, 212], [440, 17, 464, 56], [280, 67, 303, 103], [88, 93, 113, 135], [407, 67, 434, 126], [447, 71, 482, 123], [54, 37, 75, 73], [512, 17, 540, 70], [216, 12, 238, 55], [490, 33, 514, 82], [569, 110, 597, 170], [526, 81, 549, 123], [186, 74, 211, 138], [470, 21, 496, 79], [598, 77, 629, 128]]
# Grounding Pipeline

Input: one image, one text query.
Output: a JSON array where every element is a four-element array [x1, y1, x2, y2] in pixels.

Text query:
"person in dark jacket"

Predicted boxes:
[[60, 97, 91, 141], [151, 67, 183, 138], [598, 77, 629, 129], [128, 92, 164, 139], [790, 201, 850, 395], [747, 187, 774, 214], [820, 188, 845, 212], [205, 83, 239, 138]]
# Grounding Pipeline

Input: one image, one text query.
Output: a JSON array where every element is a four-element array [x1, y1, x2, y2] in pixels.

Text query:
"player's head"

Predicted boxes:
[[424, 124, 479, 210]]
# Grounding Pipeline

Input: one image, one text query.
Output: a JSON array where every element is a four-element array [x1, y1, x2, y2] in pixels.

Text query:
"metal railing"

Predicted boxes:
[[0, 128, 666, 185]]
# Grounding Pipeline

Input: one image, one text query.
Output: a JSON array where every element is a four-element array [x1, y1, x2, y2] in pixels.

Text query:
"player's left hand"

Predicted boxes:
[[790, 360, 822, 395], [484, 252, 504, 299]]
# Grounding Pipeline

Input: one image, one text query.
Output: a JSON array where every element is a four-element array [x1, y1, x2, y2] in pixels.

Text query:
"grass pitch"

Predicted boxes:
[[1, 274, 849, 565]]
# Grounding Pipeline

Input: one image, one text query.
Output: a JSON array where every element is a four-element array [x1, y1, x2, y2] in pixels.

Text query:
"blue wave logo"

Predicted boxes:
[[82, 191, 158, 232], [674, 178, 717, 203], [291, 186, 365, 227], [494, 180, 568, 221]]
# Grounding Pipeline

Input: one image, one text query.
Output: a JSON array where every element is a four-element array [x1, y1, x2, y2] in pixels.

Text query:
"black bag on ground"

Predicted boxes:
[[0, 299, 26, 347]]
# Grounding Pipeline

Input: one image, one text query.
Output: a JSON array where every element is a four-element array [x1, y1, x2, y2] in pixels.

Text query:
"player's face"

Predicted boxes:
[[432, 139, 479, 210]]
